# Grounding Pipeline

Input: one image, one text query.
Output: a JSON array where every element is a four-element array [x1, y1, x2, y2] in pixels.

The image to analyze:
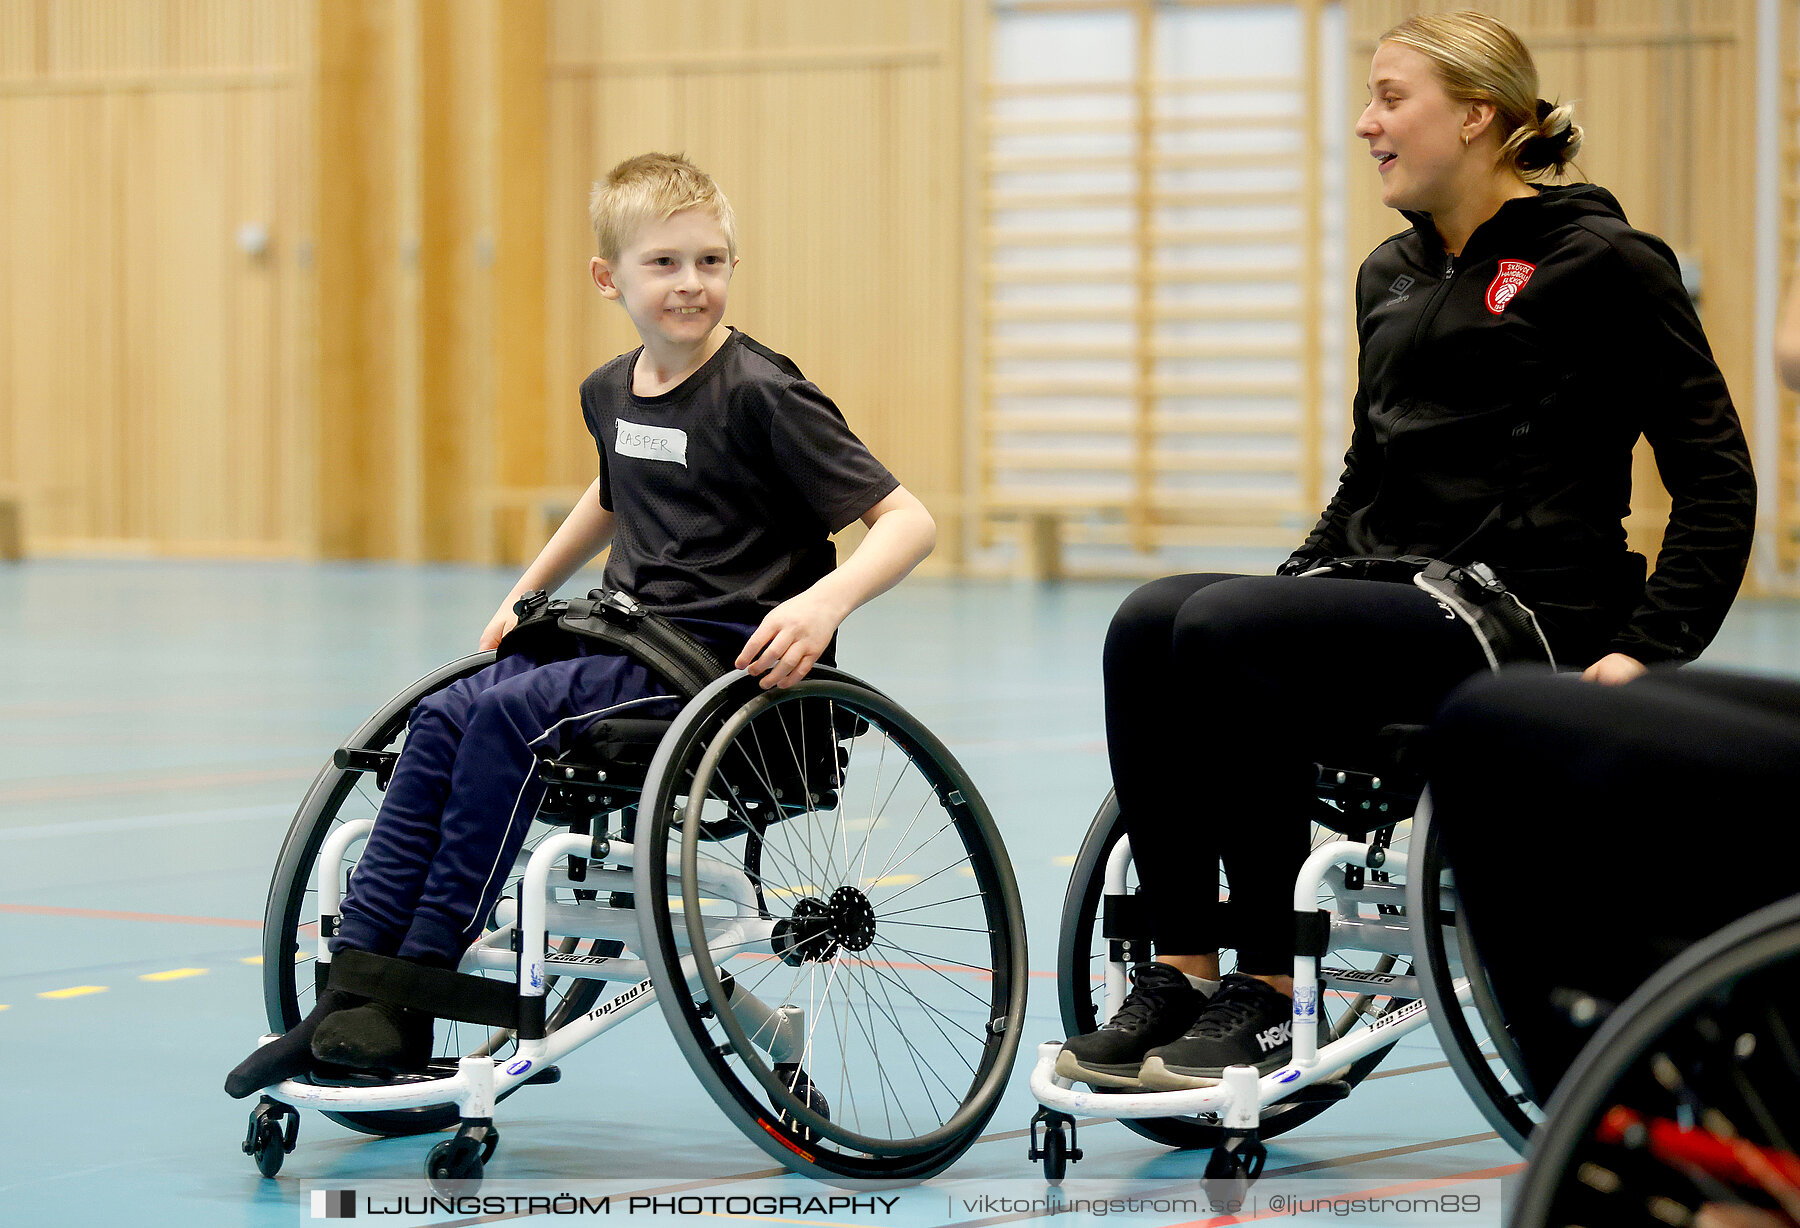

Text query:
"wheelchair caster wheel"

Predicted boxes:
[[242, 1098, 300, 1179], [426, 1122, 499, 1194], [1028, 1108, 1081, 1185], [773, 1063, 830, 1142], [1202, 1133, 1266, 1182]]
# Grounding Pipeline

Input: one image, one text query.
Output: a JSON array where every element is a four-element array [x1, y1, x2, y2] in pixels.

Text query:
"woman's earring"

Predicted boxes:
[[1462, 133, 1471, 146]]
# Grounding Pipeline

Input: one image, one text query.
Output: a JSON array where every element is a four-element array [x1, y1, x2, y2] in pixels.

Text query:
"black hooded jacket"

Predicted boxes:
[[1290, 183, 1755, 665]]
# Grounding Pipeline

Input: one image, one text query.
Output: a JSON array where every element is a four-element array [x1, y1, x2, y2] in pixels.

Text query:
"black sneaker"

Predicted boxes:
[[1139, 973, 1293, 1089], [1056, 963, 1209, 1089]]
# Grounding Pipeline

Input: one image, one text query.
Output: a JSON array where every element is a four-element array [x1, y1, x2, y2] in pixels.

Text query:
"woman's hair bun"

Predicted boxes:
[[1517, 97, 1582, 175]]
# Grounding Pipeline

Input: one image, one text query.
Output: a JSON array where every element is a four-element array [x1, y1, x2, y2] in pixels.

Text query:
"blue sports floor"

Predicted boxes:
[[4, 560, 1797, 1227]]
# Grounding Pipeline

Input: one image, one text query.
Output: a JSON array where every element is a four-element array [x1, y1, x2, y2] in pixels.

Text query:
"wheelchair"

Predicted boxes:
[[239, 595, 1028, 1187], [1507, 893, 1800, 1228], [1027, 728, 1542, 1182]]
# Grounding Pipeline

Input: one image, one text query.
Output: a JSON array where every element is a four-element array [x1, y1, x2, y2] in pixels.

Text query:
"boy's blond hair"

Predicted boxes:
[[589, 152, 739, 262]]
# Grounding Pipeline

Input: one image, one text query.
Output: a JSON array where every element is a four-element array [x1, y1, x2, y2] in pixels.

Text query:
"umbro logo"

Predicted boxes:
[[1256, 1020, 1292, 1053], [1385, 274, 1414, 305]]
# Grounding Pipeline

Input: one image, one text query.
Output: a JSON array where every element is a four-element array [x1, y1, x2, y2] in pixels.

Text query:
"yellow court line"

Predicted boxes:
[[0, 1004, 10, 1011], [864, 874, 919, 888], [1051, 855, 1076, 866], [240, 956, 263, 965], [140, 968, 208, 982], [38, 985, 107, 999]]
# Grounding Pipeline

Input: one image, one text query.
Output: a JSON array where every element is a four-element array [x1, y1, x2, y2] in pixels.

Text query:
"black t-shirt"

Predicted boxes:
[[579, 329, 899, 626]]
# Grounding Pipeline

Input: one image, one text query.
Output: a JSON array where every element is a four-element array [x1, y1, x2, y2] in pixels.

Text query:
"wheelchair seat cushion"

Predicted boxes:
[[562, 716, 673, 766]]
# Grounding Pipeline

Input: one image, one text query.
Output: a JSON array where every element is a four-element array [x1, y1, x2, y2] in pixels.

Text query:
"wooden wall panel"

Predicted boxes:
[[1783, 1, 1800, 581], [0, 0, 305, 555], [310, 0, 540, 564], [312, 0, 401, 559]]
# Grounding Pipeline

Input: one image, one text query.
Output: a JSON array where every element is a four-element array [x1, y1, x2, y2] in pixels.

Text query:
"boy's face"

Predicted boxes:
[[591, 208, 736, 352]]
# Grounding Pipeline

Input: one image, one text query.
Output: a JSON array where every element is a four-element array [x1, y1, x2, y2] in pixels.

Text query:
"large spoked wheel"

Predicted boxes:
[[1408, 792, 1543, 1152], [1510, 895, 1800, 1228], [263, 651, 610, 1137], [1056, 792, 1409, 1150], [635, 669, 1028, 1182]]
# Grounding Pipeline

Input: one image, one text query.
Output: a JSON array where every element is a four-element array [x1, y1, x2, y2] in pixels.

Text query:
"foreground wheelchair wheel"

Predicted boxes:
[[263, 652, 609, 1137], [1056, 793, 1408, 1150], [636, 670, 1028, 1181], [1408, 793, 1543, 1152], [1510, 894, 1800, 1228]]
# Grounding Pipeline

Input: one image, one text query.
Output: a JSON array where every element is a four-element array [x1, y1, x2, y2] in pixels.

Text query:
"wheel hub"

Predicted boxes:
[[828, 885, 876, 952], [771, 886, 876, 964], [773, 897, 839, 965]]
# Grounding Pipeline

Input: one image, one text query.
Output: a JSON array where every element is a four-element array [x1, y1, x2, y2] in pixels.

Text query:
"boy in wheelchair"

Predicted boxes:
[[226, 152, 936, 1097]]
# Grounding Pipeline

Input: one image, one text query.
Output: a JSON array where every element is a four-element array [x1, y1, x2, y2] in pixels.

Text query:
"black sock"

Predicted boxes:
[[307, 952, 453, 1074], [224, 988, 366, 1099]]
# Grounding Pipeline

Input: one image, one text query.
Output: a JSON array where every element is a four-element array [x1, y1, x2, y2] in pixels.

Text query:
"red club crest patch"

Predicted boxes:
[[1485, 259, 1536, 314]]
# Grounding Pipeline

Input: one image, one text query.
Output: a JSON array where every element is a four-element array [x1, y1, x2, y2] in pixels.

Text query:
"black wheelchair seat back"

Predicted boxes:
[[504, 589, 869, 842], [499, 587, 727, 698]]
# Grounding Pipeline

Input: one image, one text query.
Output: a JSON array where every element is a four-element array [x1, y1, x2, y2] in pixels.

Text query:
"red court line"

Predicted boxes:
[[1180, 1161, 1527, 1227], [0, 903, 262, 929]]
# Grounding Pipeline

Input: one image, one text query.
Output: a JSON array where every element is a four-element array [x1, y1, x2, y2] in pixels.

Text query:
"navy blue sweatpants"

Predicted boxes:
[[335, 623, 753, 964]]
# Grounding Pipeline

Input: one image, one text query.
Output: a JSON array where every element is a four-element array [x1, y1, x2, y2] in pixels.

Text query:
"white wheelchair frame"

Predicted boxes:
[[1028, 790, 1519, 1181], [240, 663, 1028, 1189]]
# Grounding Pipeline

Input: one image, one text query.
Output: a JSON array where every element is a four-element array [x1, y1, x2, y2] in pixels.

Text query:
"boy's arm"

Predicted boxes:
[[478, 477, 616, 650], [737, 485, 936, 689]]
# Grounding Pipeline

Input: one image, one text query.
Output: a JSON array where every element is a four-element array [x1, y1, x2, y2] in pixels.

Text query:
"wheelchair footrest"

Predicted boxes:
[[328, 949, 522, 1030]]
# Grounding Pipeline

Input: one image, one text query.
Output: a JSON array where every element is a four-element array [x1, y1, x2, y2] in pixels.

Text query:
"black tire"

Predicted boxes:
[[1408, 791, 1543, 1152], [426, 1135, 487, 1192], [1510, 895, 1800, 1228], [1056, 792, 1408, 1149], [635, 669, 1028, 1182], [1041, 1121, 1068, 1184], [251, 1122, 286, 1178], [262, 652, 609, 1136]]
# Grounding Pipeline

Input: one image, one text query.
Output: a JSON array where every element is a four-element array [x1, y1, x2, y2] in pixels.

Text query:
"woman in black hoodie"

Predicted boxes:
[[1057, 9, 1756, 1093]]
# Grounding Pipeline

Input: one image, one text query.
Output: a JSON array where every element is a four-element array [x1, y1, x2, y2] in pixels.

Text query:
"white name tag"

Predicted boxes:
[[615, 419, 688, 467]]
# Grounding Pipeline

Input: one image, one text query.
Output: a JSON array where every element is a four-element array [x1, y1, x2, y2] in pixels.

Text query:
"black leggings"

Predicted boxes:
[[1432, 666, 1800, 1095], [1104, 573, 1489, 973]]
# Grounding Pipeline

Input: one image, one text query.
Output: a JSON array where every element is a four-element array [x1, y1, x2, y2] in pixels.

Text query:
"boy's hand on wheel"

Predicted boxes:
[[737, 592, 845, 690], [479, 602, 520, 652]]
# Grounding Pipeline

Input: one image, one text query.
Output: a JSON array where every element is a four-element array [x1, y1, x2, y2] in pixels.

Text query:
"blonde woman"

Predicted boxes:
[[1059, 11, 1754, 1092]]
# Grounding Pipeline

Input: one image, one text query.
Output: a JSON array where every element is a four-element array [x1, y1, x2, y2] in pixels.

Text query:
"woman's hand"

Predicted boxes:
[[736, 590, 848, 690], [1581, 652, 1647, 685], [478, 598, 522, 652]]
